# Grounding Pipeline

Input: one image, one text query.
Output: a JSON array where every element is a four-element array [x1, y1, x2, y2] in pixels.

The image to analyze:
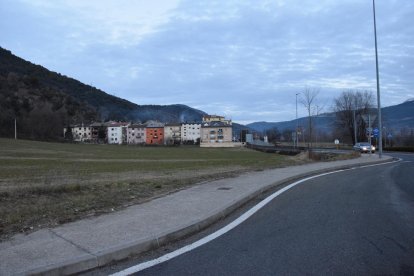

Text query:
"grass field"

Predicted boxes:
[[0, 138, 310, 240]]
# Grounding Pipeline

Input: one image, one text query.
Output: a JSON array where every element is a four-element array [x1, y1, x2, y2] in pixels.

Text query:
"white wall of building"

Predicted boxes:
[[107, 126, 124, 144], [181, 123, 201, 143], [69, 126, 92, 142]]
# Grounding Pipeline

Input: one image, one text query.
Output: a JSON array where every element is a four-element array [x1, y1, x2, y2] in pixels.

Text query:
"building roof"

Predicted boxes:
[[90, 122, 106, 127], [129, 124, 146, 128], [106, 122, 129, 127], [165, 123, 181, 127], [201, 121, 232, 128], [146, 121, 165, 128], [203, 115, 224, 119], [182, 122, 202, 125]]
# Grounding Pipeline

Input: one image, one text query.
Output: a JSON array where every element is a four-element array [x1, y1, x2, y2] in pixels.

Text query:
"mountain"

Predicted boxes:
[[0, 47, 206, 123], [382, 99, 414, 129], [247, 113, 336, 133], [247, 100, 414, 134], [0, 47, 207, 139], [129, 104, 206, 123]]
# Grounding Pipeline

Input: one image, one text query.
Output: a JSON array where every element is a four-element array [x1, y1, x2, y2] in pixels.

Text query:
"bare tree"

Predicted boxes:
[[300, 87, 320, 149], [333, 90, 374, 144]]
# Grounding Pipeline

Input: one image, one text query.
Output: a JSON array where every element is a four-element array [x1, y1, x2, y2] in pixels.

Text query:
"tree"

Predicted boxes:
[[64, 125, 73, 141], [333, 90, 374, 144], [265, 127, 281, 143], [300, 87, 320, 149], [281, 129, 293, 143]]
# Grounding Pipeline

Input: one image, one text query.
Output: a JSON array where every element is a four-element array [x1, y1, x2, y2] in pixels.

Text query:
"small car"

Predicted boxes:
[[353, 142, 375, 153]]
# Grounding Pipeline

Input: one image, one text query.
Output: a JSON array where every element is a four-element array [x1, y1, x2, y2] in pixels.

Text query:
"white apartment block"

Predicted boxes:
[[64, 124, 92, 142], [107, 122, 129, 144], [181, 123, 201, 144]]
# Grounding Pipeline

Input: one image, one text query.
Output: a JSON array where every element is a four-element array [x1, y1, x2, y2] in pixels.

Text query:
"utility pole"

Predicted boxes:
[[373, 0, 383, 158], [295, 93, 299, 149], [14, 118, 17, 140], [353, 110, 357, 144], [368, 114, 372, 156]]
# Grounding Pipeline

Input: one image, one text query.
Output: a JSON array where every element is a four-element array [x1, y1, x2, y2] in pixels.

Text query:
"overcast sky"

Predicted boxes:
[[1, 0, 413, 124]]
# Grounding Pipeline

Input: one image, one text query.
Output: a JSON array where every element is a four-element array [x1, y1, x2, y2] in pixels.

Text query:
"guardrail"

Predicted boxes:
[[246, 143, 303, 155]]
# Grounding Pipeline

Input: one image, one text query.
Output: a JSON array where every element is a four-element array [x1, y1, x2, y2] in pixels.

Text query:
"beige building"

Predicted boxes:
[[202, 115, 231, 125], [201, 121, 232, 143], [127, 124, 146, 144], [164, 123, 182, 145]]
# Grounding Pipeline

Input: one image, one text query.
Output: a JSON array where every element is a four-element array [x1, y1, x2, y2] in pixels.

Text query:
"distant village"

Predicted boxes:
[[64, 115, 251, 147]]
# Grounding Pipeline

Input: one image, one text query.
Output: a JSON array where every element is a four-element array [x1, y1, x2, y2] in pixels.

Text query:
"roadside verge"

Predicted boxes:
[[0, 155, 396, 275]]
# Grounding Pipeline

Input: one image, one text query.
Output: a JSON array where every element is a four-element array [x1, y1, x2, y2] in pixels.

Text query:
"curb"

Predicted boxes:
[[29, 157, 397, 275]]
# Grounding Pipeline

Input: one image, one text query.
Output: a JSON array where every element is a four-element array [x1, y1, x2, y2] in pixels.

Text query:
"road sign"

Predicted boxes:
[[362, 114, 377, 124], [387, 133, 393, 139], [373, 128, 379, 138]]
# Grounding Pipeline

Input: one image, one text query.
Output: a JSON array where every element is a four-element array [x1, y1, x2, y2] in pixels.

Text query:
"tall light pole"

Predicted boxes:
[[373, 0, 383, 158], [296, 93, 299, 149], [353, 109, 357, 144]]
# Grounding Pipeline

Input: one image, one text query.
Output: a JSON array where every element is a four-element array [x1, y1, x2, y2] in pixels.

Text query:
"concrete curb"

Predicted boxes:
[[29, 157, 397, 275]]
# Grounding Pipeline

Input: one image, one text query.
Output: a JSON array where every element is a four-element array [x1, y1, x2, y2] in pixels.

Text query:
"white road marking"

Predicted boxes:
[[111, 159, 399, 276]]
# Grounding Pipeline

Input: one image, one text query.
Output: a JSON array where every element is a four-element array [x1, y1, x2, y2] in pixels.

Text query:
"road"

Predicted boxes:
[[113, 153, 414, 275]]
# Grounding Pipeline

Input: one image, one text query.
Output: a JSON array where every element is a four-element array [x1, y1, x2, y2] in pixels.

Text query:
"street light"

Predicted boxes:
[[296, 93, 299, 149], [373, 0, 383, 158]]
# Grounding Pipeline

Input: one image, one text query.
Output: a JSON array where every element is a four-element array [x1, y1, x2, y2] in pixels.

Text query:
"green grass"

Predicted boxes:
[[0, 138, 303, 240]]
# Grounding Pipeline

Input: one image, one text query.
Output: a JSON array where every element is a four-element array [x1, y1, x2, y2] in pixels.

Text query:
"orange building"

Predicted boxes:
[[145, 121, 164, 145]]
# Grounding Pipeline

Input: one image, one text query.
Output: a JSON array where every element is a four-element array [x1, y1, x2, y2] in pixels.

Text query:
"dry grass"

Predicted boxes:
[[0, 138, 310, 240]]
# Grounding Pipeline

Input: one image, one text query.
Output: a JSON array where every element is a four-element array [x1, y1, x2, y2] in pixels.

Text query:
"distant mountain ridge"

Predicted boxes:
[[247, 100, 414, 133]]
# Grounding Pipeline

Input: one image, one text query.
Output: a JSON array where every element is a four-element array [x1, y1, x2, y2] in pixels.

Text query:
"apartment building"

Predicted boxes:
[[164, 123, 182, 145], [107, 122, 129, 144], [127, 124, 146, 144], [181, 122, 201, 144], [146, 121, 164, 145], [64, 124, 92, 142]]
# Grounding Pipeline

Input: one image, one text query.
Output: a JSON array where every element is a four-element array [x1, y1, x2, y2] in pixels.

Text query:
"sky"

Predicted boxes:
[[1, 0, 413, 124]]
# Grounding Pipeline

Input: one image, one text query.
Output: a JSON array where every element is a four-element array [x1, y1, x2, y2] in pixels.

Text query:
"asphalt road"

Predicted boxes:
[[132, 153, 414, 275]]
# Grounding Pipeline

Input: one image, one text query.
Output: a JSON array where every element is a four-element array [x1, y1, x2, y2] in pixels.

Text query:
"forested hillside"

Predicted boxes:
[[0, 47, 141, 120], [0, 47, 207, 140], [0, 72, 98, 140]]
